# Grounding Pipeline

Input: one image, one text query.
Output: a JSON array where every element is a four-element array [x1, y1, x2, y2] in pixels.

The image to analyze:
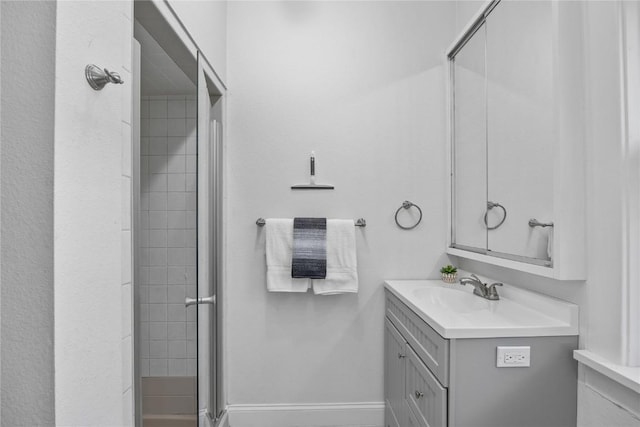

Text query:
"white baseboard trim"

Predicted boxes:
[[227, 402, 385, 427]]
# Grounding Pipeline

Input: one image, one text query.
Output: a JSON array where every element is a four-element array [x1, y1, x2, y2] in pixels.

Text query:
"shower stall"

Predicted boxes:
[[133, 3, 225, 425]]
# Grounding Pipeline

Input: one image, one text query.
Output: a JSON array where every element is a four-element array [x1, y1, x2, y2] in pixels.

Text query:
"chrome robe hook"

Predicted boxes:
[[85, 64, 124, 90]]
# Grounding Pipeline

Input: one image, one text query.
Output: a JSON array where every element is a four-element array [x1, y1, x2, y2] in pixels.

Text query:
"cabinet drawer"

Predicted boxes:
[[386, 291, 449, 386], [385, 400, 401, 427], [406, 401, 422, 427], [406, 346, 447, 427]]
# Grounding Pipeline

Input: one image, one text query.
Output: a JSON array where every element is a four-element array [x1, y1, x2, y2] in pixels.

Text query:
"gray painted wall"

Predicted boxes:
[[0, 1, 56, 425]]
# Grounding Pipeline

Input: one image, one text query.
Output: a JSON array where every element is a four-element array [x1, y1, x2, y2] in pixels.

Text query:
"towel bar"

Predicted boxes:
[[256, 218, 366, 227]]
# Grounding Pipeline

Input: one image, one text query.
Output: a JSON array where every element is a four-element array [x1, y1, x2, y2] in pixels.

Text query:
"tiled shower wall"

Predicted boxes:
[[139, 95, 198, 377]]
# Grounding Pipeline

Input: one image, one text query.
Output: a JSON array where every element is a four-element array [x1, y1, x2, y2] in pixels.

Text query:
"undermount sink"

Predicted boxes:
[[384, 277, 579, 338], [411, 286, 490, 314]]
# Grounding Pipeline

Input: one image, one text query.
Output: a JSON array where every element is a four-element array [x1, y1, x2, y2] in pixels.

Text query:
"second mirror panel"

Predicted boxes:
[[485, 0, 554, 262]]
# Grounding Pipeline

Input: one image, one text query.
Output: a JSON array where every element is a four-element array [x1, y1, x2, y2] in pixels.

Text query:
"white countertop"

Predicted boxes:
[[384, 278, 579, 339]]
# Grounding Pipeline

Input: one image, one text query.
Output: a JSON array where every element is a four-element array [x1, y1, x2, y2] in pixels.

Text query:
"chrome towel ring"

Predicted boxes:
[[484, 201, 507, 230], [395, 201, 422, 230]]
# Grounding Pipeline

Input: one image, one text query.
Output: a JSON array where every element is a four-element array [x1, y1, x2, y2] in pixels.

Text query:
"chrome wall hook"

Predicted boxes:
[[85, 64, 124, 90]]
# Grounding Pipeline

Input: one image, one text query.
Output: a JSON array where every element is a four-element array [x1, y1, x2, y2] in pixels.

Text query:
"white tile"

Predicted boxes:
[[185, 248, 197, 266], [168, 137, 186, 155], [168, 99, 186, 118], [149, 174, 167, 192], [140, 228, 149, 248], [149, 230, 167, 248], [140, 100, 149, 118], [141, 191, 150, 212], [140, 359, 150, 377], [149, 322, 167, 340], [167, 211, 186, 229], [186, 99, 197, 118], [185, 211, 197, 229], [185, 230, 197, 248], [167, 285, 185, 303], [186, 340, 197, 358], [186, 322, 196, 340], [149, 100, 167, 118], [185, 283, 196, 299], [141, 340, 150, 358], [167, 267, 186, 284], [121, 177, 131, 230], [140, 304, 149, 322], [149, 248, 167, 266], [185, 174, 197, 192], [168, 248, 186, 266], [140, 267, 150, 285], [167, 322, 186, 340], [149, 359, 167, 376], [186, 119, 196, 138], [149, 211, 167, 229], [168, 340, 187, 358], [141, 137, 150, 155], [167, 304, 186, 321], [186, 359, 197, 376], [122, 284, 132, 337], [148, 267, 167, 285], [149, 341, 167, 358], [185, 155, 197, 173], [149, 119, 167, 137], [140, 321, 150, 340], [185, 268, 197, 285], [149, 192, 167, 211], [149, 304, 167, 322], [140, 285, 150, 304], [167, 193, 186, 211], [168, 155, 185, 174], [121, 231, 132, 284], [167, 118, 186, 137], [148, 286, 167, 304], [185, 137, 197, 155], [149, 137, 168, 155], [149, 95, 167, 101], [167, 174, 186, 192], [167, 229, 185, 248], [140, 119, 150, 137], [140, 211, 150, 230], [185, 192, 197, 210], [168, 359, 187, 376], [140, 248, 150, 266], [149, 155, 167, 174], [186, 307, 196, 322]]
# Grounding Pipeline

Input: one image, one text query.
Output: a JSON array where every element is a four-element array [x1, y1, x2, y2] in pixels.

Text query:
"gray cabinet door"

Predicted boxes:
[[406, 346, 447, 427], [385, 318, 406, 427]]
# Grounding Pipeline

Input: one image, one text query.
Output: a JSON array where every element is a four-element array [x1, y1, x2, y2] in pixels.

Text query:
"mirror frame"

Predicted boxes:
[[445, 0, 587, 280]]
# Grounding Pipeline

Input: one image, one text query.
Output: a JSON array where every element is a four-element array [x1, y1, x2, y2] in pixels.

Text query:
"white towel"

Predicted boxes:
[[546, 227, 554, 260], [265, 218, 310, 292], [312, 219, 358, 295]]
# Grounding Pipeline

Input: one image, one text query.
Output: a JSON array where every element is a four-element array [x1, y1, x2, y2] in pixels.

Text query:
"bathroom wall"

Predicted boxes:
[[0, 2, 56, 424], [454, 0, 639, 424], [53, 1, 134, 425], [226, 0, 456, 419], [139, 95, 198, 377]]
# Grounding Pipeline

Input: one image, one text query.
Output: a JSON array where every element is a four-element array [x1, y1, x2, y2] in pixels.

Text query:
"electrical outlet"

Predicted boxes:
[[496, 346, 530, 367]]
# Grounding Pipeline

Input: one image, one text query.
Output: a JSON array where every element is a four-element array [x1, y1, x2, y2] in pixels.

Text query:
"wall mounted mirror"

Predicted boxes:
[[447, 0, 586, 280]]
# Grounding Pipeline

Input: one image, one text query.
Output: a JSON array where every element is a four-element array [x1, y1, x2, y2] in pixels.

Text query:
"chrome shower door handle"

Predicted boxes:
[[185, 295, 216, 307]]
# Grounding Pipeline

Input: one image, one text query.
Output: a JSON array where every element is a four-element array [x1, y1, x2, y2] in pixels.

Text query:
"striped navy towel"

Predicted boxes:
[[291, 217, 327, 279]]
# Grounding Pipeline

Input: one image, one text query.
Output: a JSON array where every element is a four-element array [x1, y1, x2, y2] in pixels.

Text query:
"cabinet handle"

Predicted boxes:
[[398, 353, 406, 359], [415, 390, 424, 399]]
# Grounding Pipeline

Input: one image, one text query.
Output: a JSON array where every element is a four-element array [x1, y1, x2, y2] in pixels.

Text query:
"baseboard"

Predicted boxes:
[[227, 402, 384, 427]]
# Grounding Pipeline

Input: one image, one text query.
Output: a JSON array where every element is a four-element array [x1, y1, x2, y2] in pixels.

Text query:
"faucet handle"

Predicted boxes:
[[487, 282, 503, 299], [470, 274, 484, 284]]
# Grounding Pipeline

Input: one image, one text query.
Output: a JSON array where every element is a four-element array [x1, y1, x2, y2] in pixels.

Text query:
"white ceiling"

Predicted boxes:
[[135, 21, 196, 96]]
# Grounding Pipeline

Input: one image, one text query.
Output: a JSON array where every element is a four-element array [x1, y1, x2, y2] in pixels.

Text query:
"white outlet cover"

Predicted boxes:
[[496, 346, 531, 367]]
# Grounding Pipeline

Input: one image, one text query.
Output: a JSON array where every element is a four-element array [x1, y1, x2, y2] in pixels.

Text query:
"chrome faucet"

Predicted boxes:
[[459, 274, 503, 300]]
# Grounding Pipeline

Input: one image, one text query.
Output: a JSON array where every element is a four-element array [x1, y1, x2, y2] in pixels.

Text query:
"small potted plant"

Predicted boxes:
[[440, 265, 458, 283]]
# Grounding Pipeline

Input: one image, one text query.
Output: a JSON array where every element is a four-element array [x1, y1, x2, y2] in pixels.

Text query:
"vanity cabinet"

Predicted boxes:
[[384, 290, 578, 427]]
